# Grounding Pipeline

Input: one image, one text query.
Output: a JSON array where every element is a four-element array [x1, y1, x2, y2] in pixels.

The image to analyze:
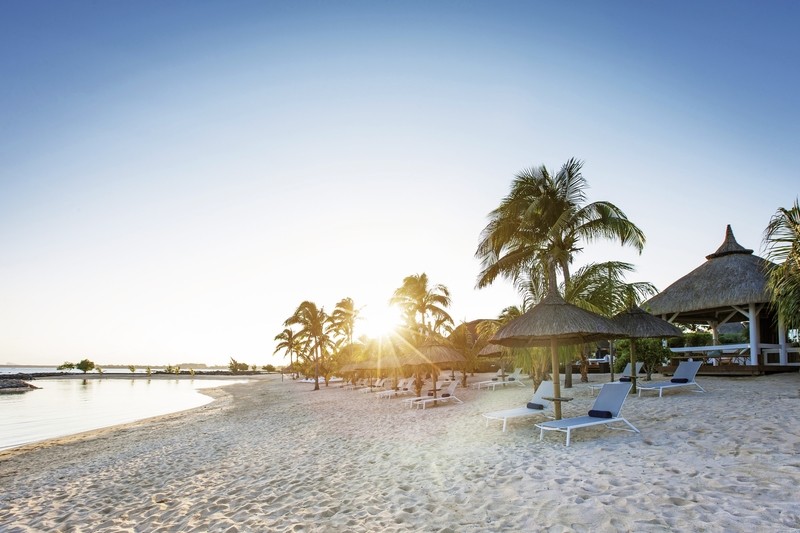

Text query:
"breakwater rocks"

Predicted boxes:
[[0, 379, 40, 393]]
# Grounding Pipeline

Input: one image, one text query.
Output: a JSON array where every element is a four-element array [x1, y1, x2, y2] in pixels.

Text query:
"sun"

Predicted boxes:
[[359, 305, 402, 339]]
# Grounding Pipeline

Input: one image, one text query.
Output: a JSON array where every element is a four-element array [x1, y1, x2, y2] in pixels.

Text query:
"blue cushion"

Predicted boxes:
[[508, 377, 516, 381], [619, 376, 631, 382], [492, 378, 499, 381], [442, 393, 451, 398], [527, 402, 544, 410], [588, 409, 613, 418], [671, 378, 689, 383]]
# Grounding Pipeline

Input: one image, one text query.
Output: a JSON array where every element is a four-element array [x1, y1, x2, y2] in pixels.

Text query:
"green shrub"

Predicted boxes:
[[76, 359, 96, 373]]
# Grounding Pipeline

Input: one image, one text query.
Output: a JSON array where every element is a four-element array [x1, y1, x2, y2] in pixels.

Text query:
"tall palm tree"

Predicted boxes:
[[273, 328, 301, 379], [763, 199, 800, 331], [285, 301, 331, 390], [389, 273, 453, 344], [476, 158, 646, 292]]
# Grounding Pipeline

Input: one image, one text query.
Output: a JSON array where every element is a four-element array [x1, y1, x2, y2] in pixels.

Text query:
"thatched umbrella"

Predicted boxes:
[[401, 343, 466, 400], [490, 290, 626, 419], [611, 305, 683, 393], [644, 225, 777, 364], [354, 351, 407, 386], [476, 343, 511, 381]]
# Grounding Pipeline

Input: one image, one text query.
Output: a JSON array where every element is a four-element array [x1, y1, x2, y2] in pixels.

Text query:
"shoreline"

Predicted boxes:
[[1, 372, 799, 531]]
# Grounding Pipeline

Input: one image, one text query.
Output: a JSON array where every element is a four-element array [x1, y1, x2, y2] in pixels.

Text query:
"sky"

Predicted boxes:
[[1, 1, 797, 367]]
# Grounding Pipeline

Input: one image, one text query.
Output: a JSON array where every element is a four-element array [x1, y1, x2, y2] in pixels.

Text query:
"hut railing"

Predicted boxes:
[[670, 344, 751, 366], [763, 346, 800, 365]]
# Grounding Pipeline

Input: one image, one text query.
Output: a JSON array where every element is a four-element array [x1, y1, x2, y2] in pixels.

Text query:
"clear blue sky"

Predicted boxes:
[[1, 1, 797, 366]]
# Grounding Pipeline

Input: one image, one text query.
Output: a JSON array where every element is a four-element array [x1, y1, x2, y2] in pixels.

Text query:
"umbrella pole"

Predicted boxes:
[[551, 338, 562, 420], [630, 339, 638, 394]]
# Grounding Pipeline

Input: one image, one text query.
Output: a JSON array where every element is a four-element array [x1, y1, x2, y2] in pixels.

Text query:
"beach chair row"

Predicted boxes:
[[482, 360, 705, 446]]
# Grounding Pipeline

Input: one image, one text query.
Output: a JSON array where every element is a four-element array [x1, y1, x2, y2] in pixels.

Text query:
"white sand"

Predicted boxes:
[[1, 372, 799, 532]]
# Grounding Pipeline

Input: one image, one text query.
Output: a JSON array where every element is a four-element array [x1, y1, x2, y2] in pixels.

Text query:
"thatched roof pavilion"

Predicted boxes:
[[644, 225, 790, 366], [646, 225, 773, 320]]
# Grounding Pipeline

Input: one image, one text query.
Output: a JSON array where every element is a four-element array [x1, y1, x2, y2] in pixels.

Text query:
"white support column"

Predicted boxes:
[[710, 321, 720, 344], [748, 302, 760, 366], [778, 316, 788, 365]]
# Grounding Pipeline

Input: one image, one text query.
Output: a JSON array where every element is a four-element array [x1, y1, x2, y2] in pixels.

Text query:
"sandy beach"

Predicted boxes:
[[1, 371, 799, 532]]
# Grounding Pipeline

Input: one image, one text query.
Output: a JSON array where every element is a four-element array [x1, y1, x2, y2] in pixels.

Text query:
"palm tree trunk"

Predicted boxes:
[[313, 343, 320, 391], [550, 338, 562, 420]]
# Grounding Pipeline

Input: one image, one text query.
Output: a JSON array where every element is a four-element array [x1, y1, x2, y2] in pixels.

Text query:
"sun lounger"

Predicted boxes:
[[482, 380, 555, 432], [588, 362, 644, 395], [473, 368, 526, 390], [343, 378, 366, 390], [637, 360, 705, 398], [536, 382, 639, 447], [376, 378, 408, 399], [413, 381, 462, 409], [401, 381, 441, 408], [359, 378, 389, 393], [471, 369, 505, 389]]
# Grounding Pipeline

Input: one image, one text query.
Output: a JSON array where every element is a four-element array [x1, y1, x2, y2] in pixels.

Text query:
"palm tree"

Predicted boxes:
[[274, 328, 301, 379], [448, 321, 490, 387], [763, 199, 800, 331], [562, 261, 657, 383], [389, 273, 454, 344], [476, 158, 646, 292], [330, 297, 359, 350], [285, 301, 331, 390]]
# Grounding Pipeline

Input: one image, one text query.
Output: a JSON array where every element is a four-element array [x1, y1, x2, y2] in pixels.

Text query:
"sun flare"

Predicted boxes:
[[360, 305, 402, 339]]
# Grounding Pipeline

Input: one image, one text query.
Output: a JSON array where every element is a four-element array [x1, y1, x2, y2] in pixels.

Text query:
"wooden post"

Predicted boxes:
[[551, 338, 562, 420], [630, 339, 638, 394]]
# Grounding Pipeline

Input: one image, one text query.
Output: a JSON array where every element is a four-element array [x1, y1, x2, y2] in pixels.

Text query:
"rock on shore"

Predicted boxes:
[[0, 379, 40, 393]]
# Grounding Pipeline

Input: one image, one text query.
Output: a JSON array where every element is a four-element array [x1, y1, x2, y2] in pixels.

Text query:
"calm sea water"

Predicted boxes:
[[0, 366, 202, 375], [0, 378, 245, 451]]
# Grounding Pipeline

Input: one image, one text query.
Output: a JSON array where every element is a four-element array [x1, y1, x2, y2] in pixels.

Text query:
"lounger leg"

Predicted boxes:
[[539, 428, 544, 441], [620, 418, 640, 434], [565, 429, 571, 447], [694, 383, 706, 393], [502, 419, 507, 432]]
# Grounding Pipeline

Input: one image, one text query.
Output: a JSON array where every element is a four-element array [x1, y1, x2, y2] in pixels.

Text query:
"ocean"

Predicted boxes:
[[0, 376, 245, 451]]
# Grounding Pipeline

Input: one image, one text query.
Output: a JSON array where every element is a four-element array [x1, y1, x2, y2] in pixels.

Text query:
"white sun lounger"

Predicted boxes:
[[473, 368, 526, 390], [588, 362, 644, 395], [401, 381, 440, 408], [536, 382, 639, 447], [637, 360, 705, 398], [482, 380, 555, 432], [413, 381, 462, 410], [376, 378, 408, 399]]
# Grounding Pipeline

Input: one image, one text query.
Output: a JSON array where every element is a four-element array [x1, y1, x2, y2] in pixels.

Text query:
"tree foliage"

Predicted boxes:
[[763, 198, 800, 331], [476, 158, 645, 293], [390, 273, 453, 345], [76, 359, 95, 373], [228, 358, 249, 373]]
